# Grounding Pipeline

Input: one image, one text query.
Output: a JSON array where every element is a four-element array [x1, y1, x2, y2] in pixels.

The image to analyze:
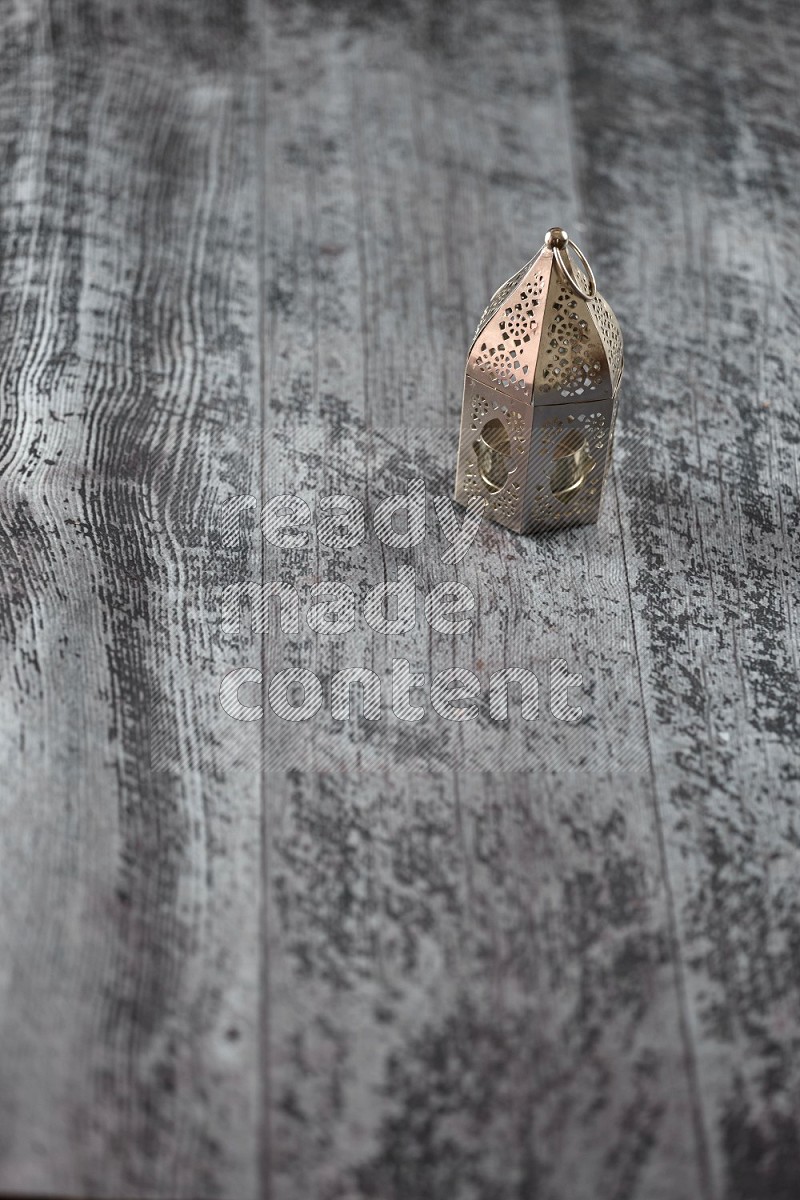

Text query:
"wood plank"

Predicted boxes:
[[255, 4, 712, 1197], [0, 4, 264, 1197], [562, 1, 800, 1197]]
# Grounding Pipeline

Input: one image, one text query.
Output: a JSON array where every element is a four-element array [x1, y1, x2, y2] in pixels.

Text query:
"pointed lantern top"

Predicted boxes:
[[468, 229, 623, 407]]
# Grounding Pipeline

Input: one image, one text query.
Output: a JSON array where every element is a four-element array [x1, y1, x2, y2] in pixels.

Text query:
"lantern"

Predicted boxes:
[[454, 228, 623, 534]]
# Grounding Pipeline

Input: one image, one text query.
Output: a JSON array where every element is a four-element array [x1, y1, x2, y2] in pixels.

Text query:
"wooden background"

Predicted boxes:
[[0, 0, 798, 1197]]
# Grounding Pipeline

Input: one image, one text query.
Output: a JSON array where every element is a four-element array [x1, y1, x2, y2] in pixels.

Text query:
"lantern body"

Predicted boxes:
[[454, 237, 623, 533]]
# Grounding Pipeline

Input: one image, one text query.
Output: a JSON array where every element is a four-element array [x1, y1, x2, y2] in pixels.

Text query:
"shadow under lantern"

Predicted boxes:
[[454, 227, 624, 534]]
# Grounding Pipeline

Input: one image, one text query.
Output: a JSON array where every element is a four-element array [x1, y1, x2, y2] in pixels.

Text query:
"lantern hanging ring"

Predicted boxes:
[[544, 227, 597, 300]]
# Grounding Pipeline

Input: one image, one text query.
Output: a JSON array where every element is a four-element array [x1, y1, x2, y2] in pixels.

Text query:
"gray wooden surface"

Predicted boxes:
[[0, 1, 798, 1198]]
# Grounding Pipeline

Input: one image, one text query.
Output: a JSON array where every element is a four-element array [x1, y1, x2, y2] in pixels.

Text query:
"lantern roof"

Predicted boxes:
[[468, 242, 623, 406]]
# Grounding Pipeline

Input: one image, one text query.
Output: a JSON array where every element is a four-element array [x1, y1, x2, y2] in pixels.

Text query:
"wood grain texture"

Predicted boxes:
[[0, 0, 798, 1198], [0, 3, 263, 1197]]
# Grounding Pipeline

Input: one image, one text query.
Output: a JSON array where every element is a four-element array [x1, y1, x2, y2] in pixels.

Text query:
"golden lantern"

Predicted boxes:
[[454, 228, 623, 534]]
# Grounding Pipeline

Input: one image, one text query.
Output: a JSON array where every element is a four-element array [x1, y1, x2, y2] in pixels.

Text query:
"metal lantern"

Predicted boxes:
[[454, 227, 623, 534]]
